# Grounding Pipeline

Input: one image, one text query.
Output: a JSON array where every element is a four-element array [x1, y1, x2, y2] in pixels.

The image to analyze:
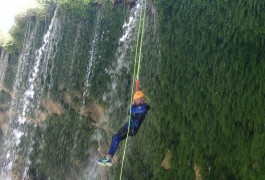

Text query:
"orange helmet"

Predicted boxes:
[[133, 91, 145, 100]]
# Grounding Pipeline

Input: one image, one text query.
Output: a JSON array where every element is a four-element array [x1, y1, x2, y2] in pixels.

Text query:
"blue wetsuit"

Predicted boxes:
[[108, 103, 150, 157]]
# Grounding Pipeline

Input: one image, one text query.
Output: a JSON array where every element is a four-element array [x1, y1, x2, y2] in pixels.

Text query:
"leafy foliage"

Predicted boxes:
[[127, 0, 265, 179]]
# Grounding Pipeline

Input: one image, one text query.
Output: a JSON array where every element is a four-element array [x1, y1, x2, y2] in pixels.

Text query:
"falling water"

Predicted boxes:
[[40, 10, 62, 99], [76, 1, 144, 179], [81, 10, 101, 111], [81, 129, 104, 180], [70, 22, 83, 75], [0, 19, 40, 180], [1, 1, 150, 179], [79, 2, 144, 178], [13, 20, 40, 94], [104, 0, 143, 117], [0, 7, 61, 179], [71, 10, 102, 180]]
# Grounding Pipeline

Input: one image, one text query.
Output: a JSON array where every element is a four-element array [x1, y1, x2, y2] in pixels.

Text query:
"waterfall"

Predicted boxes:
[[13, 20, 40, 94], [104, 0, 143, 119], [79, 2, 144, 178], [70, 22, 82, 75], [40, 9, 62, 99], [75, 2, 145, 179], [82, 10, 101, 112], [0, 7, 61, 179], [1, 1, 151, 179], [74, 10, 102, 180], [81, 129, 104, 180], [0, 19, 40, 180]]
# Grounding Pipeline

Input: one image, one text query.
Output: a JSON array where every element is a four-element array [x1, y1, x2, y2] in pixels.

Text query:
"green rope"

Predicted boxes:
[[133, 2, 143, 80], [136, 0, 147, 79], [119, 0, 147, 179]]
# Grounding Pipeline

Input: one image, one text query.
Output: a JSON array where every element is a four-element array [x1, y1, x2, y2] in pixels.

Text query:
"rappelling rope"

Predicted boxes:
[[136, 0, 147, 79], [119, 0, 147, 179]]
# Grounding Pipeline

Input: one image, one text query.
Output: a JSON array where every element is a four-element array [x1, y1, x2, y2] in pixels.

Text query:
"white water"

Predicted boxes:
[[70, 22, 83, 75], [80, 130, 103, 180], [79, 2, 144, 179], [1, 1, 148, 179], [0, 19, 40, 180], [13, 20, 40, 94], [74, 10, 102, 180], [22, 7, 61, 113], [82, 10, 101, 110], [0, 7, 61, 179], [104, 0, 143, 115], [80, 2, 144, 179], [40, 9, 62, 99]]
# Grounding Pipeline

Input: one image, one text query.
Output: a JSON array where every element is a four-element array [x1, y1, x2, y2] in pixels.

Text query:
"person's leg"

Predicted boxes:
[[107, 125, 128, 157], [97, 123, 136, 166], [97, 127, 127, 166]]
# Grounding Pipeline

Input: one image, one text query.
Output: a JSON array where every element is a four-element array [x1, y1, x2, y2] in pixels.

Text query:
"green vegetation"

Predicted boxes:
[[122, 0, 265, 179], [0, 32, 12, 52], [1, 3, 51, 53]]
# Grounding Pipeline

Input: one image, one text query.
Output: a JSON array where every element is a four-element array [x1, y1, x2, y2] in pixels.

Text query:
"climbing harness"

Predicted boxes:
[[119, 0, 147, 179]]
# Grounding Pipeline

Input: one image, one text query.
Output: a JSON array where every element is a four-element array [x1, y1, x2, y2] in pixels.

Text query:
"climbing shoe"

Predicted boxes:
[[97, 157, 112, 167]]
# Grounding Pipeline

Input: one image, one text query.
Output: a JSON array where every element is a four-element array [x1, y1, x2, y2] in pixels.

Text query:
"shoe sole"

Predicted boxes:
[[97, 161, 112, 167]]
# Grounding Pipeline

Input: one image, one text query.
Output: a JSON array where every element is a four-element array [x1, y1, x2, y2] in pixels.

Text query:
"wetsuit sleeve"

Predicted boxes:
[[131, 104, 150, 114]]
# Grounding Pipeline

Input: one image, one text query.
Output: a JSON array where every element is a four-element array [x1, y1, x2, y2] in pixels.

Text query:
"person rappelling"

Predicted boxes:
[[97, 79, 150, 167]]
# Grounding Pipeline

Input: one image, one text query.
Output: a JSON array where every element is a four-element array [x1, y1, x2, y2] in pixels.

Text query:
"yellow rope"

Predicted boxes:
[[119, 0, 147, 179]]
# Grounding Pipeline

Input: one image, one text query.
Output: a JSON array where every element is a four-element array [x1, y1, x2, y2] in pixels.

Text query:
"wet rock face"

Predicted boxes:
[[40, 98, 63, 116], [161, 150, 171, 170], [194, 164, 202, 180]]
